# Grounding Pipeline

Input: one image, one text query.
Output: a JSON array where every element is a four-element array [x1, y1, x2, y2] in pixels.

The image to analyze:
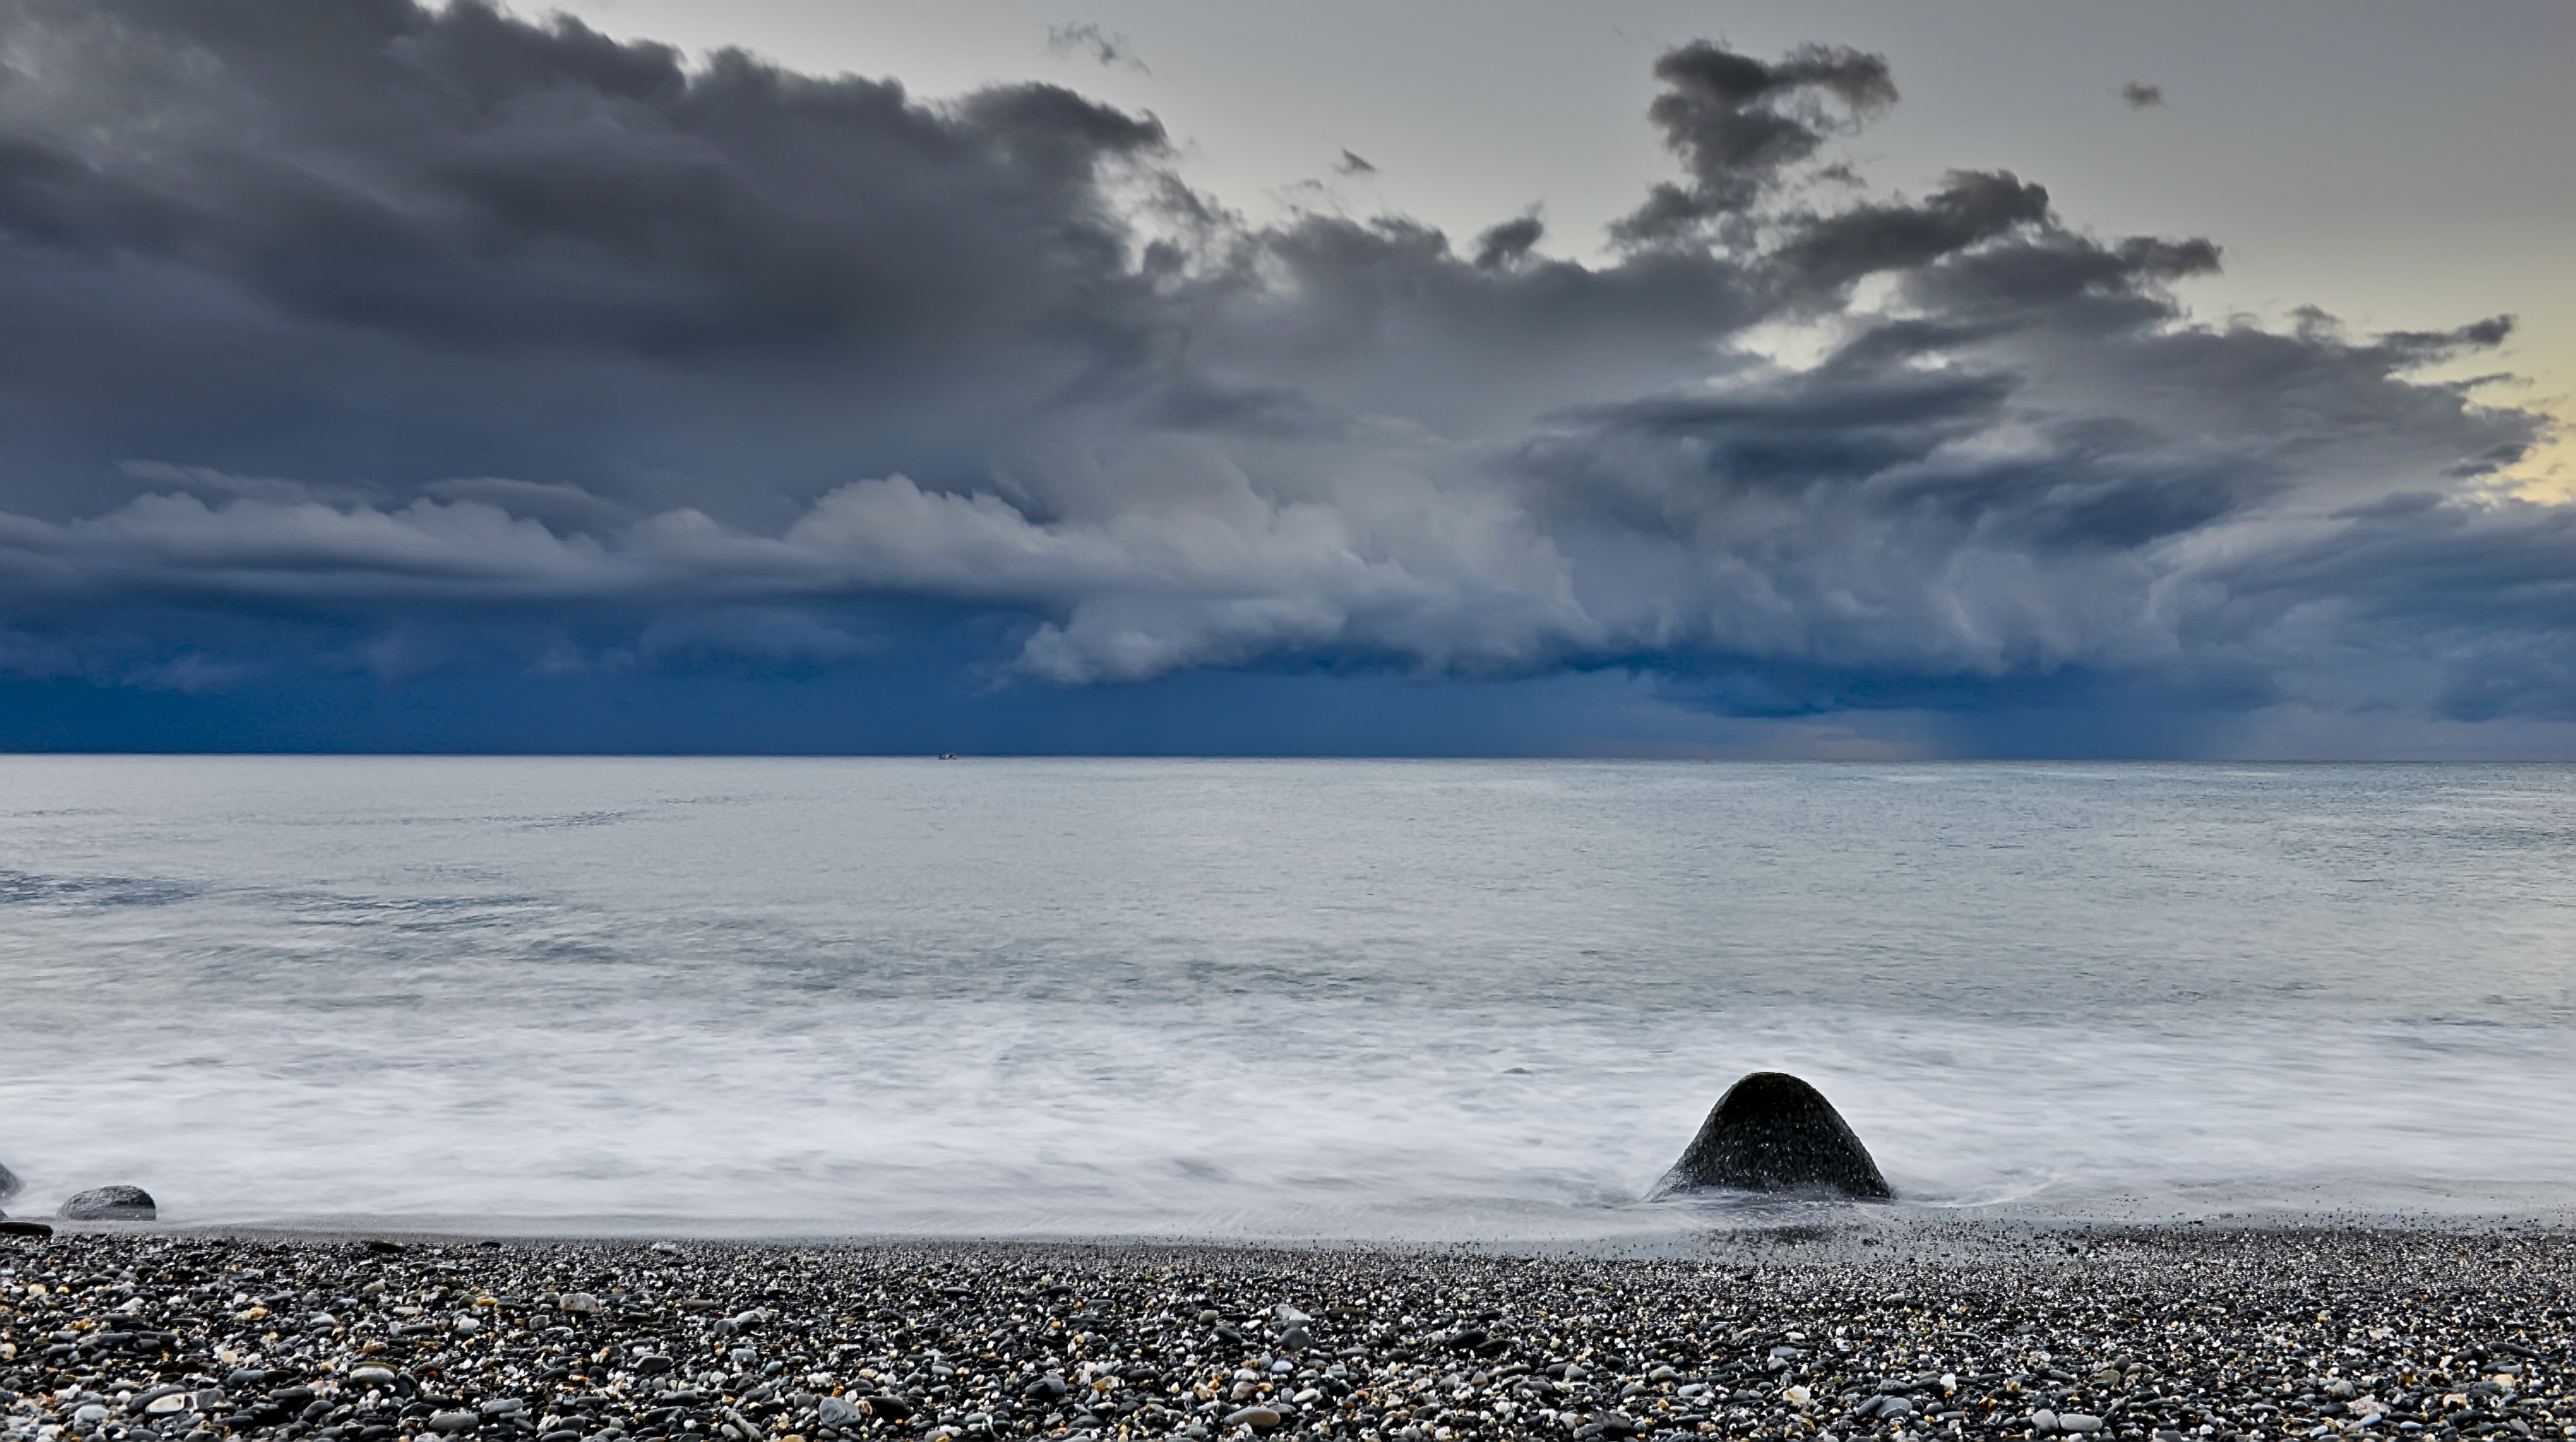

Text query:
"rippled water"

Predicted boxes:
[[2, 757, 2572, 1242]]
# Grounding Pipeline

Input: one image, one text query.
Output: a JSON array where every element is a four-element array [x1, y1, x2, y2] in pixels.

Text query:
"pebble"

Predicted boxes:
[[0, 1223, 2568, 1442]]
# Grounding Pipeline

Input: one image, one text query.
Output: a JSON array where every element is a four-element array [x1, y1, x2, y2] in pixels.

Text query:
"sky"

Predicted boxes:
[[0, 0, 2571, 757]]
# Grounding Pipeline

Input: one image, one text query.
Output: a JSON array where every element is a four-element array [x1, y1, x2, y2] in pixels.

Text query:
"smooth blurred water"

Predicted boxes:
[[2, 757, 2572, 1242]]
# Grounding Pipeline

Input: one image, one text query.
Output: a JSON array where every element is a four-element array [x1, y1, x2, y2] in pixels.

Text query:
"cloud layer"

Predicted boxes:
[[0, 0, 2566, 751]]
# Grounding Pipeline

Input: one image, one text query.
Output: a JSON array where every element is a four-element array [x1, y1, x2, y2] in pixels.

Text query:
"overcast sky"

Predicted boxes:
[[0, 0, 2570, 756]]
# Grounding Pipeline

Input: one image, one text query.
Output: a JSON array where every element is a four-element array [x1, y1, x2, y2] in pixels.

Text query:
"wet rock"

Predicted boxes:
[[0, 1159, 19, 1199], [1651, 1071, 1893, 1199], [1223, 1404, 1283, 1430], [59, 1184, 157, 1220], [0, 1219, 50, 1239]]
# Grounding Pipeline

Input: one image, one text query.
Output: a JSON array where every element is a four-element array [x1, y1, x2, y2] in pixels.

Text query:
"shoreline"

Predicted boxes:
[[18, 1189, 2576, 1254], [3, 1222, 2568, 1442]]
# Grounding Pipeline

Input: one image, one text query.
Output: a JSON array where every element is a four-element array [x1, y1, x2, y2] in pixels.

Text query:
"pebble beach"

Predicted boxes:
[[2, 1224, 2567, 1442]]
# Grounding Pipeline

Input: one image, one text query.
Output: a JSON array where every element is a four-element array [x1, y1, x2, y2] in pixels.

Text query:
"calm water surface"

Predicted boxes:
[[2, 758, 2570, 1242]]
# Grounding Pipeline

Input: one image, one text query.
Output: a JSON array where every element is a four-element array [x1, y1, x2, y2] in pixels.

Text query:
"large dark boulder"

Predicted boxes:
[[61, 1185, 158, 1221], [1653, 1071, 1893, 1200]]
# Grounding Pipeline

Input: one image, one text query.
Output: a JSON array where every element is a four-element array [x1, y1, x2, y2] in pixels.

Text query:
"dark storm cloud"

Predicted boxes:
[[0, 0, 1171, 520], [0, 4, 2565, 745], [1472, 214, 1545, 270], [1046, 22, 1148, 73], [1613, 41, 1898, 245], [1774, 169, 2054, 290]]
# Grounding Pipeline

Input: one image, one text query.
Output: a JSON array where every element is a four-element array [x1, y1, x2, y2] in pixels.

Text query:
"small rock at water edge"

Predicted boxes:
[[59, 1184, 157, 1220]]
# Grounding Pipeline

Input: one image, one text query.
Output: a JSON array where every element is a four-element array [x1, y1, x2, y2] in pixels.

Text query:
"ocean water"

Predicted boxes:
[[2, 756, 2572, 1244]]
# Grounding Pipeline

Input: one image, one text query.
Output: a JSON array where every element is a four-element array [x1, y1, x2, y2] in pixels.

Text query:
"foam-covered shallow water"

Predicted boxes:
[[2, 757, 2571, 1242]]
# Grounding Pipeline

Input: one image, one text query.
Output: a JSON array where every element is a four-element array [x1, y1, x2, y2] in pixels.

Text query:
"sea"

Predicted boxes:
[[3, 757, 2572, 1246]]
